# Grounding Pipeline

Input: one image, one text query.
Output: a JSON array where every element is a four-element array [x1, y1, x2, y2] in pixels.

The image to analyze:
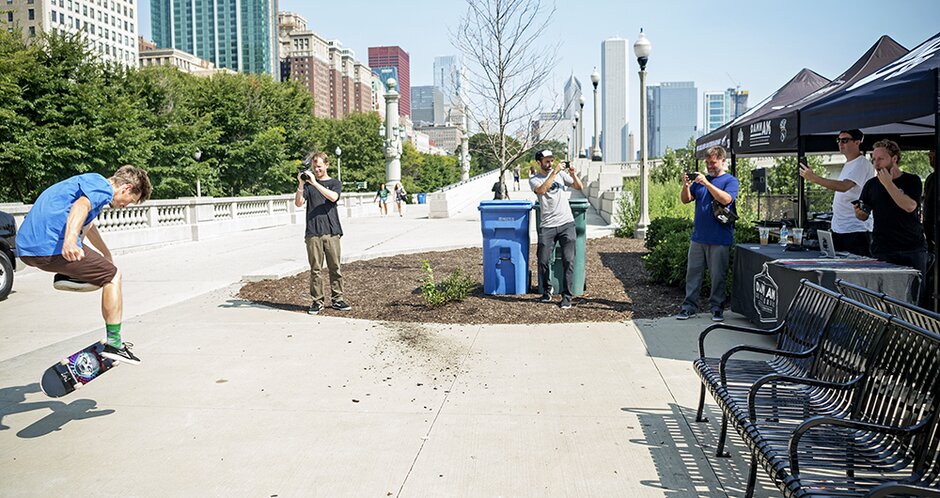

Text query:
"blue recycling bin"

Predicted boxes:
[[417, 193, 427, 204], [479, 200, 534, 294]]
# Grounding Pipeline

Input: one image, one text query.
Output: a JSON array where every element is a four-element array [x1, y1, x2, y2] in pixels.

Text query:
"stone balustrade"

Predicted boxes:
[[0, 191, 380, 253]]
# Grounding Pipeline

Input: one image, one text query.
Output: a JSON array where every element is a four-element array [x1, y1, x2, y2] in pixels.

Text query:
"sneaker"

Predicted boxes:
[[712, 309, 725, 322], [331, 300, 352, 311], [308, 302, 323, 315], [676, 309, 694, 320], [53, 274, 100, 292], [559, 296, 572, 309], [101, 343, 141, 365], [538, 293, 552, 303]]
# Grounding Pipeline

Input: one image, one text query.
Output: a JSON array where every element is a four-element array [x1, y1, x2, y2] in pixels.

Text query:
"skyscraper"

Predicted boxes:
[[278, 13, 374, 119], [2, 0, 139, 67], [411, 86, 445, 125], [601, 38, 630, 162], [369, 46, 410, 117], [433, 55, 463, 115], [151, 0, 278, 76], [647, 81, 697, 158], [703, 88, 749, 134]]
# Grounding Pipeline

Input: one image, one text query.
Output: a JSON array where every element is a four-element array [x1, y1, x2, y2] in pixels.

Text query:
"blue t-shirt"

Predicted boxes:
[[690, 173, 739, 246], [16, 173, 114, 257]]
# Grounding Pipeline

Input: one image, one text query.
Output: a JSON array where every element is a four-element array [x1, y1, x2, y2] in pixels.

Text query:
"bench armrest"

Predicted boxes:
[[746, 374, 860, 421], [718, 346, 815, 385], [789, 415, 930, 476], [698, 322, 782, 358], [866, 483, 940, 498]]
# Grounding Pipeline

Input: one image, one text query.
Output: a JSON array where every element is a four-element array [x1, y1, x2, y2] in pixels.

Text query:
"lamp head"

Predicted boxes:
[[579, 95, 585, 107], [335, 146, 341, 156], [634, 29, 651, 71], [590, 67, 600, 87], [386, 78, 397, 91]]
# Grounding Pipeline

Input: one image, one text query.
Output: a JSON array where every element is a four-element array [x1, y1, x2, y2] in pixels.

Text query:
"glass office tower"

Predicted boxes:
[[151, 0, 278, 77]]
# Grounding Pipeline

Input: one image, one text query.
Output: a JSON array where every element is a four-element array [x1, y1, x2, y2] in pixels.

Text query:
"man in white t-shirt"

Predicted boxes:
[[799, 129, 874, 256]]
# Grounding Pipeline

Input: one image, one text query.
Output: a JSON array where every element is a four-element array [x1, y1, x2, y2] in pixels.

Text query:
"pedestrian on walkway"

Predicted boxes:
[[296, 151, 351, 315], [513, 166, 521, 191], [16, 165, 152, 364], [530, 150, 583, 309], [394, 183, 407, 217], [374, 183, 390, 216], [677, 145, 739, 322]]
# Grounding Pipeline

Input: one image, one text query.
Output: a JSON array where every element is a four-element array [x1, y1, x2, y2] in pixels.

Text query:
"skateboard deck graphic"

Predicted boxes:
[[40, 340, 118, 398]]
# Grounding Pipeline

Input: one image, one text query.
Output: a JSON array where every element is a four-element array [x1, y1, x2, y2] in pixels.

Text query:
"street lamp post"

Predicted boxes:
[[193, 149, 202, 197], [383, 78, 402, 186], [578, 95, 586, 158], [335, 146, 342, 185], [634, 28, 652, 239], [590, 68, 602, 161]]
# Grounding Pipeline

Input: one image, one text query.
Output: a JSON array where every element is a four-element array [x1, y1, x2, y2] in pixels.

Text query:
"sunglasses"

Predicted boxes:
[[836, 137, 856, 144]]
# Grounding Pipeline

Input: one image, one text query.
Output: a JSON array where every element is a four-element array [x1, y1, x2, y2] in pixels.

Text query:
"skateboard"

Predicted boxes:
[[40, 340, 118, 398]]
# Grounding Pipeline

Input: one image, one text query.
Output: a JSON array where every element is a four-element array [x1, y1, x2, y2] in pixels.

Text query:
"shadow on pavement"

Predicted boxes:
[[621, 403, 779, 497], [0, 384, 115, 438], [219, 299, 307, 313]]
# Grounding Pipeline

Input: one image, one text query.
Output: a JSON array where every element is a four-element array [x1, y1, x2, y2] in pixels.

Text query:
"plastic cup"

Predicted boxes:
[[758, 227, 770, 245], [791, 228, 804, 246]]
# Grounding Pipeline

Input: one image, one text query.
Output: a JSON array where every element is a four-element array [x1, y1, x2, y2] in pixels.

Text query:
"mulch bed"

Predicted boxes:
[[237, 236, 684, 324]]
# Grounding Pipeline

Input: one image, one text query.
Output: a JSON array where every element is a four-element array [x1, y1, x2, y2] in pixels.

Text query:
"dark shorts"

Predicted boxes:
[[21, 250, 118, 287]]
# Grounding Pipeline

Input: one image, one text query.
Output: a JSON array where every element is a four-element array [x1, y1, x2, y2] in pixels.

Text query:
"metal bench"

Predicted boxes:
[[743, 315, 940, 498], [693, 280, 840, 457], [836, 278, 940, 334]]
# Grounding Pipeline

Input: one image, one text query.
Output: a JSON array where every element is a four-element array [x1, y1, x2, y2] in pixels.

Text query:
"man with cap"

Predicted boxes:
[[529, 149, 583, 309]]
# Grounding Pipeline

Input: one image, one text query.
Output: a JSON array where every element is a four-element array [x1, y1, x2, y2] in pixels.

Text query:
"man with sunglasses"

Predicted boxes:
[[798, 129, 874, 255], [530, 149, 583, 309]]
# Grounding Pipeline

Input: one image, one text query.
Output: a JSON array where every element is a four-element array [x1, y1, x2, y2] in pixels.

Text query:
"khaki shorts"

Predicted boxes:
[[21, 250, 118, 287]]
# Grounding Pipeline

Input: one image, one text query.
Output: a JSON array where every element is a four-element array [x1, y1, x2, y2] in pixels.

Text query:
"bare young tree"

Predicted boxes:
[[453, 0, 561, 194]]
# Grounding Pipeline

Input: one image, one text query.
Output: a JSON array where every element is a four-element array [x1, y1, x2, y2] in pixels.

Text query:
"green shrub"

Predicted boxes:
[[645, 217, 694, 252], [643, 227, 693, 288], [615, 178, 639, 238], [420, 260, 476, 308]]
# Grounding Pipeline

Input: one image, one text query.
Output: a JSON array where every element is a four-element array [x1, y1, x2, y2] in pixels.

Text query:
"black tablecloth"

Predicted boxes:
[[731, 244, 921, 328]]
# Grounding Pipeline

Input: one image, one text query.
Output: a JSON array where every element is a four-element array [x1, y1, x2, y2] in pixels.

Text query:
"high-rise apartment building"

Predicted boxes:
[[1, 0, 139, 66], [601, 38, 630, 162], [279, 14, 372, 119], [369, 46, 410, 117], [703, 88, 749, 134], [151, 0, 278, 77], [433, 55, 463, 115], [411, 86, 445, 125], [647, 81, 697, 158]]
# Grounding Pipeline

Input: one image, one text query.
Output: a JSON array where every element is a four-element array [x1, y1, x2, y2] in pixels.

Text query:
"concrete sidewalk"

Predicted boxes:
[[0, 185, 778, 497]]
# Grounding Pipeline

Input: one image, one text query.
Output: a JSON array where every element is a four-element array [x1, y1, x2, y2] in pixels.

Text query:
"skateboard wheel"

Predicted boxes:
[[99, 339, 107, 345], [74, 382, 83, 389], [60, 359, 69, 365]]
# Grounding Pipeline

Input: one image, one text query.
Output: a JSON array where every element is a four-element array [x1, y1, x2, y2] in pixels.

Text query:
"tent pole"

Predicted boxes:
[[731, 152, 737, 177], [797, 136, 807, 229], [933, 68, 939, 311]]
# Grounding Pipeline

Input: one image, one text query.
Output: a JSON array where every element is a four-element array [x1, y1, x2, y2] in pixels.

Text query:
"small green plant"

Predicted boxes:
[[420, 260, 476, 308]]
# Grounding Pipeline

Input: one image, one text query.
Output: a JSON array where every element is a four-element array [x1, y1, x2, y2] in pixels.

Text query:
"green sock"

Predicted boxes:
[[106, 323, 122, 348]]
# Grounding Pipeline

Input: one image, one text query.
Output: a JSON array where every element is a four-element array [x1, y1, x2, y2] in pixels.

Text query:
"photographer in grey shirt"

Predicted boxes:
[[529, 150, 583, 309]]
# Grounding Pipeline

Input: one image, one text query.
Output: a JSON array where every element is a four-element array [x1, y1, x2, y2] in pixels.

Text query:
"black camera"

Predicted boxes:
[[298, 164, 313, 182], [852, 199, 871, 214], [686, 171, 700, 181]]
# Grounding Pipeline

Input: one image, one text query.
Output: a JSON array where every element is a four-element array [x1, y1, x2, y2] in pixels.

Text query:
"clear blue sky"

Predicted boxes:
[[139, 0, 940, 140]]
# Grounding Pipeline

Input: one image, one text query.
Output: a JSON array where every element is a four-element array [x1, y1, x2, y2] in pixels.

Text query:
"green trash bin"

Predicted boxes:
[[533, 197, 588, 296]]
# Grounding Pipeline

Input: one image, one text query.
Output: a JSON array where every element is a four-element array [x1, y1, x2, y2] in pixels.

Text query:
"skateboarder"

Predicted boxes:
[[17, 165, 152, 364]]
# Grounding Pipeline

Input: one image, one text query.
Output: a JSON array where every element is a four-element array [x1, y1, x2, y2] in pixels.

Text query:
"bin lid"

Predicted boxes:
[[478, 200, 534, 210], [569, 198, 589, 207]]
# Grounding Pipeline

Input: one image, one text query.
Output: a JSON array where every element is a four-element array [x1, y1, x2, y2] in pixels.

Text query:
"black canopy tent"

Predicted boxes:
[[694, 68, 830, 160], [728, 36, 910, 227], [799, 31, 940, 307]]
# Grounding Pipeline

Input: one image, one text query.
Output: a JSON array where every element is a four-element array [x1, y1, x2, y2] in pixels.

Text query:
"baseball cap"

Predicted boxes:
[[534, 149, 554, 161]]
